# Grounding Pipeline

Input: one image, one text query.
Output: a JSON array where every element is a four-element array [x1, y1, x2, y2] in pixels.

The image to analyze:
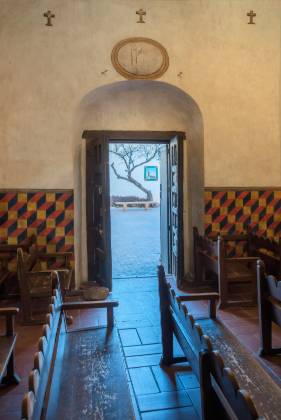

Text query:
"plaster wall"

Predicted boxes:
[[75, 81, 204, 281], [1, 0, 281, 282], [0, 0, 280, 188]]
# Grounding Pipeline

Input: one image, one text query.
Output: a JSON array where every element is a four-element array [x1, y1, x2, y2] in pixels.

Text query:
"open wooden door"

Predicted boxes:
[[84, 132, 112, 290], [169, 135, 184, 285], [160, 144, 170, 273]]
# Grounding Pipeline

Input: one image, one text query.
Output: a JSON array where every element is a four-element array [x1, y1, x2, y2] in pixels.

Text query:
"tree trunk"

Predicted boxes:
[[111, 162, 154, 201], [128, 175, 153, 201]]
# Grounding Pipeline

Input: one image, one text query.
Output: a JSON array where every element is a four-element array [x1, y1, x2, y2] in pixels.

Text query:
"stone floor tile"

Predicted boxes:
[[129, 367, 159, 395], [138, 390, 192, 412]]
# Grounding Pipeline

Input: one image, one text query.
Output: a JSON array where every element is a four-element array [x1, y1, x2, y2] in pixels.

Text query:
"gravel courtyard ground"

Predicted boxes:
[[111, 206, 160, 279]]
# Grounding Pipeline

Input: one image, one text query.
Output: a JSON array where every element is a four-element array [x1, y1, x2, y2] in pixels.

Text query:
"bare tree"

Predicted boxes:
[[110, 144, 159, 201]]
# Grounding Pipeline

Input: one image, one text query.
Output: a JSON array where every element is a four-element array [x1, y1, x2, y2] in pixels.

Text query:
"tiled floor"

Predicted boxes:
[[113, 277, 200, 419], [1, 276, 281, 419]]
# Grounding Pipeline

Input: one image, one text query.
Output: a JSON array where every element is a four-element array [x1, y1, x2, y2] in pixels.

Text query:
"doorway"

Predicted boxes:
[[109, 142, 161, 279], [83, 130, 185, 290]]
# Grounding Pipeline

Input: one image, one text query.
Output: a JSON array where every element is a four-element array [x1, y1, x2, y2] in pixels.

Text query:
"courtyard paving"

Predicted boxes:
[[111, 206, 160, 279]]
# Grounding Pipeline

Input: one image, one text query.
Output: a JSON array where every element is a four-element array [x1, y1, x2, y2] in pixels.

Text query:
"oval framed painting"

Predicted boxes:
[[111, 37, 169, 80]]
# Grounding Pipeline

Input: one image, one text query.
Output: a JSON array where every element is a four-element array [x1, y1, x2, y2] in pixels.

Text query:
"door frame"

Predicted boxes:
[[83, 130, 185, 144], [82, 130, 186, 287]]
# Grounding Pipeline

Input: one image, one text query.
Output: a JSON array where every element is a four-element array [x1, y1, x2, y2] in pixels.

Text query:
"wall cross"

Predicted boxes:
[[43, 10, 55, 26], [136, 9, 146, 23], [247, 10, 256, 24]]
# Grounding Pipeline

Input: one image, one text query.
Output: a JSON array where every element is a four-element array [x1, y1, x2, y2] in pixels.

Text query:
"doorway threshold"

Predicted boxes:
[[112, 275, 158, 280]]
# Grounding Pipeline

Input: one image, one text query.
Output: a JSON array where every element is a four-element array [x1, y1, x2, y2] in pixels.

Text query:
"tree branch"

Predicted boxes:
[[131, 148, 159, 172], [110, 150, 130, 172], [111, 162, 130, 181]]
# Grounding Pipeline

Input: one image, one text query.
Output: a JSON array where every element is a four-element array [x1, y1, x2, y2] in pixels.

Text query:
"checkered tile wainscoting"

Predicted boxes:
[[0, 191, 74, 254], [1, 188, 280, 265], [205, 190, 281, 238]]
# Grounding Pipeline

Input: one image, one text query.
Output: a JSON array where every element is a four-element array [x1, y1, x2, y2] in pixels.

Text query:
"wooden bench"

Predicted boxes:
[[248, 229, 281, 277], [257, 260, 281, 356], [0, 307, 20, 386], [158, 265, 263, 420], [193, 227, 258, 308], [21, 287, 135, 420], [0, 236, 36, 298], [0, 253, 11, 293], [17, 248, 73, 325]]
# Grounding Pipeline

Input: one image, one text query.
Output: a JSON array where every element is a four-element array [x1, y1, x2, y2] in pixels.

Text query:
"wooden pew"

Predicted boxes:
[[257, 260, 281, 356], [0, 253, 11, 293], [158, 265, 262, 420], [21, 286, 135, 420], [0, 236, 36, 298], [199, 350, 262, 420], [248, 229, 281, 277], [17, 248, 74, 325], [0, 307, 20, 386], [158, 264, 214, 368], [193, 227, 258, 308], [193, 226, 219, 290]]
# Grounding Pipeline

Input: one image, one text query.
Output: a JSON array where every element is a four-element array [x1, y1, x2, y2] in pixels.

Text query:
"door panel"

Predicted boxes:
[[169, 135, 184, 284], [160, 144, 170, 273], [86, 135, 112, 290]]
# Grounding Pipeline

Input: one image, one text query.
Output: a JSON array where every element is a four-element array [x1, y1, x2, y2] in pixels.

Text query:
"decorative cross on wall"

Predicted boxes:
[[136, 9, 146, 23], [43, 10, 55, 26], [247, 10, 256, 24]]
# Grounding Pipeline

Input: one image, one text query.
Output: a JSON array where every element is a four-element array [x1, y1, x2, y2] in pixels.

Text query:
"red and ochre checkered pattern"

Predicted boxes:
[[204, 190, 281, 239], [1, 188, 281, 263], [0, 191, 74, 255]]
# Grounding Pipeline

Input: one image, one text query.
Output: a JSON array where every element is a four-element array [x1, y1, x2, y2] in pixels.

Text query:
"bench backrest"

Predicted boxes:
[[248, 229, 281, 277], [158, 265, 261, 420], [21, 287, 63, 420], [193, 227, 219, 279], [257, 260, 281, 328], [200, 350, 262, 420], [17, 248, 40, 312], [158, 264, 212, 377]]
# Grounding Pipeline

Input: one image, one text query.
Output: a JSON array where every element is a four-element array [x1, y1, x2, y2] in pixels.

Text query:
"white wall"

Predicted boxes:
[[75, 80, 204, 282], [0, 0, 280, 189], [1, 0, 280, 282], [109, 148, 160, 202]]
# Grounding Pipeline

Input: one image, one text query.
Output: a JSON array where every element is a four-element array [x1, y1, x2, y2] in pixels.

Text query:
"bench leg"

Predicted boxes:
[[1, 352, 20, 386], [259, 316, 273, 357], [208, 299, 217, 319], [160, 308, 174, 366], [107, 307, 114, 327]]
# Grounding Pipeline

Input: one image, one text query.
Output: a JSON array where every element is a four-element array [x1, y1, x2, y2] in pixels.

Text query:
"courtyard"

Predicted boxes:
[[111, 206, 160, 280]]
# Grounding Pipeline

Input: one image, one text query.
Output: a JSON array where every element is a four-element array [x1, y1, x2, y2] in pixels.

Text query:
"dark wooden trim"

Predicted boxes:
[[204, 186, 281, 191], [176, 134, 184, 287], [82, 130, 186, 142], [84, 130, 186, 286]]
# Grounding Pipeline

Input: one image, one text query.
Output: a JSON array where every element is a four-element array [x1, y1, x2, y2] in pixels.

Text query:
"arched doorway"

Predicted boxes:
[[73, 80, 204, 287]]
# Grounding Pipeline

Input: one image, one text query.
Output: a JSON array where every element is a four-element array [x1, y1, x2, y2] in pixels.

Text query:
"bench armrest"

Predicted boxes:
[[178, 292, 219, 302], [225, 257, 258, 263], [62, 300, 119, 327], [62, 300, 119, 310], [178, 293, 218, 319], [0, 307, 19, 316], [0, 307, 19, 336]]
